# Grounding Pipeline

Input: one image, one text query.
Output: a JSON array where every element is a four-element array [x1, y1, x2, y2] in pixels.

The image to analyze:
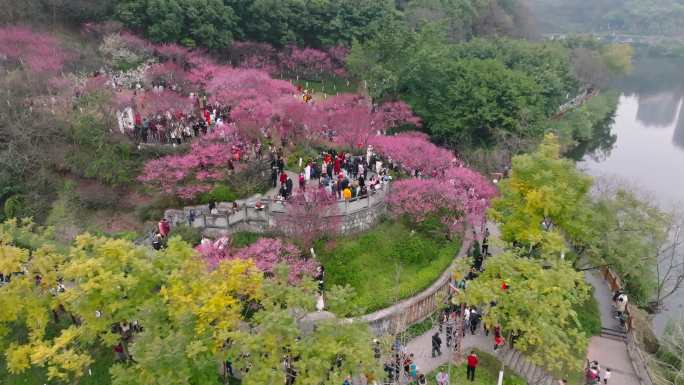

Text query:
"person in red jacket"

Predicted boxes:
[[158, 218, 171, 238], [466, 351, 479, 381], [333, 157, 341, 175]]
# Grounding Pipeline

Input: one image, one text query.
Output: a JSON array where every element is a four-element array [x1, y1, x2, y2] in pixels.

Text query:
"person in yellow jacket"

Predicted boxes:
[[342, 187, 352, 201]]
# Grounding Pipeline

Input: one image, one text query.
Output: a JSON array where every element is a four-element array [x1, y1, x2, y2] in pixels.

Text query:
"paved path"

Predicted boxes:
[[400, 223, 555, 385], [399, 224, 644, 385], [584, 271, 641, 385]]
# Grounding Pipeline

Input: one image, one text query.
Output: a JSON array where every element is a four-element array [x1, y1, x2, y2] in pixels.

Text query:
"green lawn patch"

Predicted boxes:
[[292, 76, 358, 95], [231, 231, 263, 248], [427, 349, 527, 385], [316, 219, 461, 316]]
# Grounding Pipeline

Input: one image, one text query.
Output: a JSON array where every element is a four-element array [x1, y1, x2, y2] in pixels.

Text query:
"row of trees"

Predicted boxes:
[[489, 134, 684, 309], [463, 134, 684, 378], [1, 0, 536, 50], [347, 21, 633, 149], [0, 219, 378, 384]]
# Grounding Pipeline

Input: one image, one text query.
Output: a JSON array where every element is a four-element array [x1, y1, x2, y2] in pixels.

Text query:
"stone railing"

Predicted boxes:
[[600, 266, 656, 385], [355, 237, 471, 336], [164, 182, 391, 237]]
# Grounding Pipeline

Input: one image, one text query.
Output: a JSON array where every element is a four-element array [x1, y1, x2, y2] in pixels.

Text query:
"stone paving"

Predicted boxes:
[[585, 271, 641, 385]]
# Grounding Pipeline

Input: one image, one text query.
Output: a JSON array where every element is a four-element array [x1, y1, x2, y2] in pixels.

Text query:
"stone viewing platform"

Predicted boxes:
[[164, 179, 391, 237]]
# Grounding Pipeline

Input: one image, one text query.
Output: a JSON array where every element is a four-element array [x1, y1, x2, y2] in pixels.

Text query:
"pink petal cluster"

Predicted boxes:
[[388, 167, 497, 233], [0, 26, 71, 73], [197, 237, 319, 283], [226, 41, 349, 79], [154, 43, 191, 63], [138, 123, 246, 199], [230, 41, 279, 75], [276, 188, 341, 248], [369, 132, 456, 174], [145, 62, 188, 88], [136, 90, 194, 117], [118, 31, 154, 54]]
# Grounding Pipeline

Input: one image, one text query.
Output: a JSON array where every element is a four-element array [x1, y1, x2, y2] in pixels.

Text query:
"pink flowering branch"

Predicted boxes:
[[276, 188, 341, 248], [0, 26, 71, 74], [197, 237, 319, 283]]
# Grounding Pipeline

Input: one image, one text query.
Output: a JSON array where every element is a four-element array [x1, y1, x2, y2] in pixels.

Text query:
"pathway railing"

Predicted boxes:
[[164, 182, 391, 236], [354, 237, 471, 336], [600, 266, 657, 385]]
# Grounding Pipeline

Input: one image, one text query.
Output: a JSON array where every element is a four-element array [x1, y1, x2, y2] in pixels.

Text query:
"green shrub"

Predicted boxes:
[[318, 220, 460, 315], [135, 195, 184, 222], [286, 145, 320, 171], [225, 166, 271, 199], [393, 235, 440, 264], [3, 195, 25, 219], [575, 288, 602, 336], [199, 184, 238, 204], [231, 231, 261, 248], [169, 224, 202, 246], [411, 213, 450, 240]]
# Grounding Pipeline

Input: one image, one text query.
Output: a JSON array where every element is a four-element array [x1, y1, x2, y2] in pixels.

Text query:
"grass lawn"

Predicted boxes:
[[291, 76, 358, 95], [428, 349, 527, 385], [316, 219, 461, 316]]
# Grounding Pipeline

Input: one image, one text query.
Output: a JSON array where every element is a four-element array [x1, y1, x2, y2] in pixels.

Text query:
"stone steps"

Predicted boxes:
[[601, 326, 627, 341]]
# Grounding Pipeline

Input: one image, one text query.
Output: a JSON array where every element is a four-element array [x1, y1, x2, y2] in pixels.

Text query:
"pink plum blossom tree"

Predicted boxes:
[[197, 237, 319, 282], [275, 188, 341, 248], [0, 26, 71, 74], [136, 90, 194, 117], [387, 167, 497, 236], [369, 132, 456, 175], [138, 123, 245, 199]]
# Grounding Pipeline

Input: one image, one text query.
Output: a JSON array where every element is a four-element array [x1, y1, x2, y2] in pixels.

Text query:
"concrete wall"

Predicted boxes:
[[164, 183, 390, 237]]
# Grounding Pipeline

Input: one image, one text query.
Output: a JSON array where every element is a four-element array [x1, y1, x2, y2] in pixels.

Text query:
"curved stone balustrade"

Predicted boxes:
[[164, 182, 391, 237]]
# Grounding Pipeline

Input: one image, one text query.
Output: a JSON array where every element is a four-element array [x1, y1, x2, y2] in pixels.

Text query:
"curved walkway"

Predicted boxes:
[[402, 224, 644, 385], [584, 271, 641, 385], [403, 225, 554, 385]]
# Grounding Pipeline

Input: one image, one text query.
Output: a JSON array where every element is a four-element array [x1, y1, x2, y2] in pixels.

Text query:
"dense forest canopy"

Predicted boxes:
[[528, 0, 684, 36], [0, 0, 535, 49]]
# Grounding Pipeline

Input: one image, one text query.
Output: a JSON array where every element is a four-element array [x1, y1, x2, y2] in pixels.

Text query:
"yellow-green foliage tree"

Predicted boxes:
[[489, 133, 593, 256], [0, 219, 380, 385], [461, 252, 590, 376]]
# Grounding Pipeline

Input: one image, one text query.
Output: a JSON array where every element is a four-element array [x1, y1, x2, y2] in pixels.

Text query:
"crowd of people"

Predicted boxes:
[[116, 95, 234, 146], [378, 235, 493, 385], [270, 145, 392, 203], [584, 360, 611, 385]]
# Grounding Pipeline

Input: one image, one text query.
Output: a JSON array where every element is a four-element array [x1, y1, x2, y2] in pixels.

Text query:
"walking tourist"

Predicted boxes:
[[466, 351, 479, 381], [603, 368, 611, 384], [431, 332, 442, 357]]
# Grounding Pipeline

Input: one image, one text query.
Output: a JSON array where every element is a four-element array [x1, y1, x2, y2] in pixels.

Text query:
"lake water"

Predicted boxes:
[[579, 57, 684, 335]]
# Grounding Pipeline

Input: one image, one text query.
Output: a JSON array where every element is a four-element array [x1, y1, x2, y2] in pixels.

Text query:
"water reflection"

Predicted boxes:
[[635, 92, 682, 128], [674, 106, 684, 149], [581, 57, 684, 336], [565, 111, 617, 162]]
